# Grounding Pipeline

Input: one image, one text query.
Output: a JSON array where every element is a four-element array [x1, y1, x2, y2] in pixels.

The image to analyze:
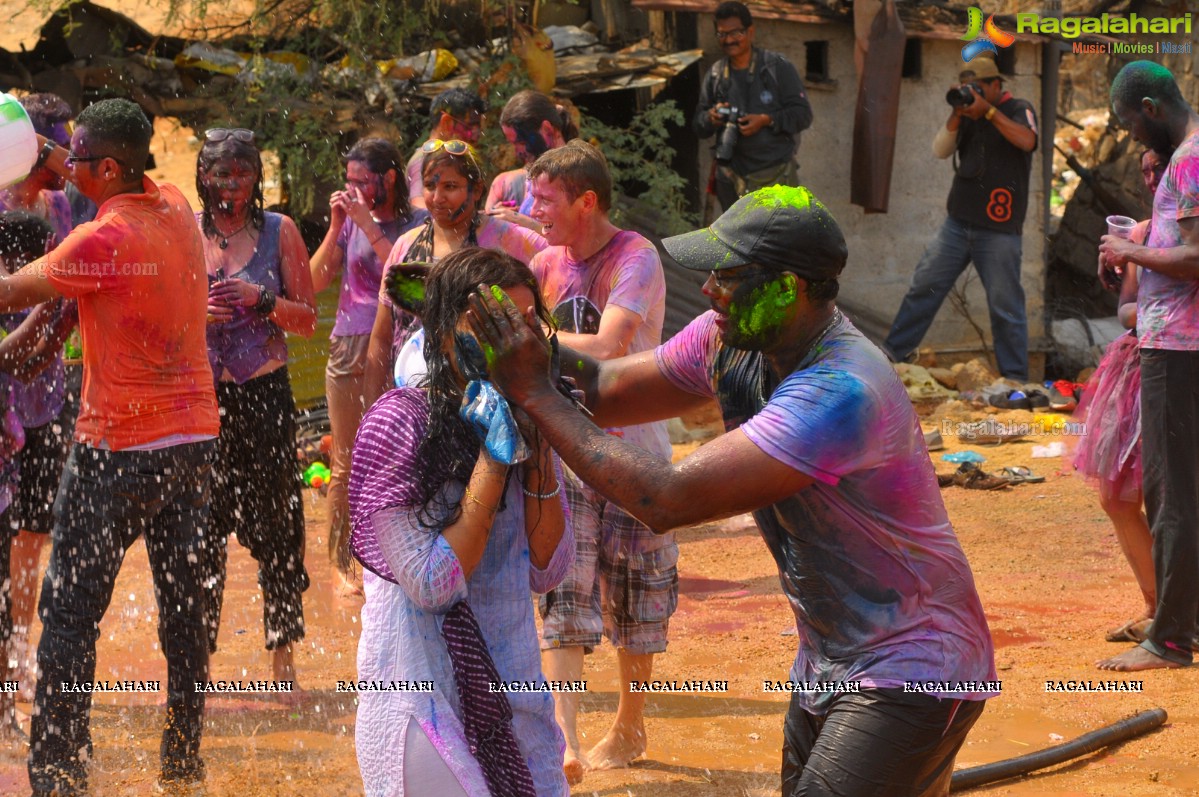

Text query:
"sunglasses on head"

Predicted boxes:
[[205, 128, 255, 143], [421, 139, 471, 156]]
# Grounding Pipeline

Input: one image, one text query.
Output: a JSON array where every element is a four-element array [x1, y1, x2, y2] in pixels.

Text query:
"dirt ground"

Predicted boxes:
[[1, 404, 1198, 796], [1, 27, 1197, 794]]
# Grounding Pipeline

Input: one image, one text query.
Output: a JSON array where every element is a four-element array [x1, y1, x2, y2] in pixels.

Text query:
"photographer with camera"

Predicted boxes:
[[693, 1, 813, 213], [883, 56, 1037, 381]]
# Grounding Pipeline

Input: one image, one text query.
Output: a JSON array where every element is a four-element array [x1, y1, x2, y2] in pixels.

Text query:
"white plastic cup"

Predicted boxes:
[[0, 93, 36, 189], [1105, 215, 1136, 239]]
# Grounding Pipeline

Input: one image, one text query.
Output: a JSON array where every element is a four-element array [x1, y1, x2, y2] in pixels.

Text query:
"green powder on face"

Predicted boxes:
[[730, 277, 795, 339]]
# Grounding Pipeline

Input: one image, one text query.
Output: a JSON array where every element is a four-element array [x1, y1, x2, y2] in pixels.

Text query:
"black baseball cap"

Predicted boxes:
[[663, 185, 847, 280]]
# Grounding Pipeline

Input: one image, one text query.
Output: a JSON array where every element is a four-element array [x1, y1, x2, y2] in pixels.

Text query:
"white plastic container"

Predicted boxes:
[[0, 93, 37, 189]]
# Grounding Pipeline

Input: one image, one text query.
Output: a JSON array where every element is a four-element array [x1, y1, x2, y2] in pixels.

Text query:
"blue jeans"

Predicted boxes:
[[29, 441, 215, 795], [884, 217, 1028, 381]]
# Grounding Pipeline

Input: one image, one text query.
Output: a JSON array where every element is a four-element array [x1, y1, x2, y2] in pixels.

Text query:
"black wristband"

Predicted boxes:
[[34, 140, 56, 169], [255, 287, 276, 316]]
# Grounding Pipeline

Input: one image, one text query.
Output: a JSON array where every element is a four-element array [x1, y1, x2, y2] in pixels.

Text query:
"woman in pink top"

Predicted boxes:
[[363, 141, 545, 408], [310, 138, 428, 586]]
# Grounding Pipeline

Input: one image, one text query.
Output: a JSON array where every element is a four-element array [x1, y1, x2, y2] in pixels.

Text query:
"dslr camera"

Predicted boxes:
[[946, 82, 983, 108], [714, 105, 742, 163]]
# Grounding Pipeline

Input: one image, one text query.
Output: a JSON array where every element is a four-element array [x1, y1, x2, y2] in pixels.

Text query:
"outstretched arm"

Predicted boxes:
[[468, 287, 811, 532]]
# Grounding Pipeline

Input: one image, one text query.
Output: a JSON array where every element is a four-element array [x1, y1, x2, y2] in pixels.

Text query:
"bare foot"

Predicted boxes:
[[0, 698, 28, 747], [1097, 646, 1189, 671], [587, 722, 646, 770], [272, 645, 306, 706], [563, 748, 588, 785]]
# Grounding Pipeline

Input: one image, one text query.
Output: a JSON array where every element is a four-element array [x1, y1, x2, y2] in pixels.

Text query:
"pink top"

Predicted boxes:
[[529, 230, 669, 459], [1140, 128, 1199, 350]]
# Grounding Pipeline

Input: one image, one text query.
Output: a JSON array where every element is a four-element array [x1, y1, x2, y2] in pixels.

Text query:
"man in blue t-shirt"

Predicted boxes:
[[470, 186, 996, 797], [883, 55, 1037, 381]]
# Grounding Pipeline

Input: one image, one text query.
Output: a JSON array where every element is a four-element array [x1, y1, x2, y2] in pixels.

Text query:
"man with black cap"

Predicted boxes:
[[468, 185, 997, 796], [884, 55, 1037, 381]]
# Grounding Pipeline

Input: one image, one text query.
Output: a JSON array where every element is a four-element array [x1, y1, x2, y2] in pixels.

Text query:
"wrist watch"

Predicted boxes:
[[34, 140, 56, 168], [984, 107, 998, 122]]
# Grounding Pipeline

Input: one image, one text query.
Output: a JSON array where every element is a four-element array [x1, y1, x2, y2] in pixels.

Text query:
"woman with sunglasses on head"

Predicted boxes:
[[363, 139, 545, 408], [350, 246, 571, 797], [197, 127, 317, 688], [311, 138, 429, 590]]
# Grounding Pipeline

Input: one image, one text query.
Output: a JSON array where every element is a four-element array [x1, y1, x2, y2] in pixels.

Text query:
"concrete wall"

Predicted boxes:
[[693, 18, 1045, 368]]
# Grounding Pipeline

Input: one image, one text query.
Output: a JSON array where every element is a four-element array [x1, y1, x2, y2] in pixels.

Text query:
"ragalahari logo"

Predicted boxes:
[[961, 7, 1016, 62]]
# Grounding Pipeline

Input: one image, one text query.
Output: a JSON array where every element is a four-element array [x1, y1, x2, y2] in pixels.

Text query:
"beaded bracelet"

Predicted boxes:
[[522, 482, 561, 500]]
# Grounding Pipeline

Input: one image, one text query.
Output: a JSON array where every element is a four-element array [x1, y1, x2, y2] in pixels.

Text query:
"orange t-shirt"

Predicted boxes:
[[40, 178, 219, 450]]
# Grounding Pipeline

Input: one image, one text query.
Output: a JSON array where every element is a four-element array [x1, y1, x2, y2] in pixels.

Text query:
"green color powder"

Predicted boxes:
[[729, 277, 795, 340], [490, 284, 508, 303]]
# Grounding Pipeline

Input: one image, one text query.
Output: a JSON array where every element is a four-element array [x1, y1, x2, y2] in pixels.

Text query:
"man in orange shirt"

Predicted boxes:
[[0, 98, 218, 796]]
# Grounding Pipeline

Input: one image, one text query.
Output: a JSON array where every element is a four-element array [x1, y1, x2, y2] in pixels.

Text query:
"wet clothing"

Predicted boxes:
[[205, 367, 308, 652], [331, 211, 427, 337], [203, 212, 289, 382], [1136, 130, 1199, 665], [349, 388, 572, 797], [30, 440, 214, 794], [782, 687, 985, 797], [40, 177, 219, 450], [657, 311, 995, 711], [531, 230, 677, 653]]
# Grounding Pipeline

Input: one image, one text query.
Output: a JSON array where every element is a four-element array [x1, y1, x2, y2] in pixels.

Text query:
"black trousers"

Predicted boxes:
[[782, 688, 985, 797], [206, 367, 309, 653], [30, 441, 214, 794], [1139, 348, 1199, 663]]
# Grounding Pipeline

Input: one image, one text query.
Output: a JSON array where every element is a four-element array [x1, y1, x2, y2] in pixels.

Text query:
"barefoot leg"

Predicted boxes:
[[588, 650, 651, 770], [543, 646, 587, 784], [8, 530, 45, 698], [1099, 490, 1156, 616], [1096, 645, 1188, 671]]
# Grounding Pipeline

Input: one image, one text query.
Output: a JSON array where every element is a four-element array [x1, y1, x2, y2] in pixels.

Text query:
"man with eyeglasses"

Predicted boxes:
[[469, 185, 996, 797], [693, 1, 813, 213], [883, 55, 1038, 382], [0, 98, 218, 796]]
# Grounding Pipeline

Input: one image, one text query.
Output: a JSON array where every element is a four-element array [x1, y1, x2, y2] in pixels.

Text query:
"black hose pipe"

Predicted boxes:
[[950, 708, 1167, 792]]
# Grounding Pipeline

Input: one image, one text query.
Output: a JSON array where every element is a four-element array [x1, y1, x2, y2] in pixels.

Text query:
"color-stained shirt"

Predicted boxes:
[[1140, 128, 1199, 351], [41, 178, 219, 449], [349, 388, 572, 797], [333, 211, 428, 337], [530, 230, 670, 460], [0, 189, 74, 427], [655, 311, 997, 713], [485, 168, 528, 212]]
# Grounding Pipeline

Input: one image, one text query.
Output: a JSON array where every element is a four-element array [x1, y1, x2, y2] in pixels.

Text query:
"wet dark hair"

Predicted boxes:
[[527, 139, 612, 212], [1111, 61, 1185, 114], [803, 277, 839, 305], [195, 137, 266, 241], [430, 88, 486, 126], [75, 98, 151, 181], [715, 1, 753, 29], [346, 137, 412, 221], [19, 93, 72, 138], [0, 211, 54, 272], [499, 90, 579, 154], [413, 246, 553, 531]]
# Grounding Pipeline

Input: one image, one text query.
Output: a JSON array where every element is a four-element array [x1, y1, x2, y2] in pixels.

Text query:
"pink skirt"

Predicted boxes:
[[1073, 333, 1142, 503]]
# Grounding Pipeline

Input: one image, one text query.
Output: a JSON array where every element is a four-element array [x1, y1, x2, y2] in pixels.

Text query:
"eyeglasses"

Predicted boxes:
[[205, 128, 255, 143], [64, 152, 124, 168], [421, 139, 472, 156], [716, 28, 748, 41], [709, 266, 768, 289]]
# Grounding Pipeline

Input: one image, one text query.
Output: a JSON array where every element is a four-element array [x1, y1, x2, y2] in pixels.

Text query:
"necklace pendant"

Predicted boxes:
[[219, 237, 229, 250]]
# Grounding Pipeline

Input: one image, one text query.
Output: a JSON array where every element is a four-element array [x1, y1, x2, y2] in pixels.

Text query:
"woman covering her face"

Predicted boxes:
[[350, 246, 571, 796], [196, 128, 317, 687]]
